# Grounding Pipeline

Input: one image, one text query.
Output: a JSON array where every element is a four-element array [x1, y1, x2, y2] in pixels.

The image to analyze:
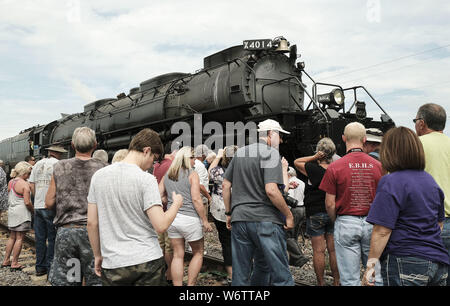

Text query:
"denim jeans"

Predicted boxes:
[[231, 221, 294, 286], [306, 212, 334, 237], [34, 209, 56, 273], [381, 254, 448, 286], [441, 218, 450, 286], [334, 215, 383, 286]]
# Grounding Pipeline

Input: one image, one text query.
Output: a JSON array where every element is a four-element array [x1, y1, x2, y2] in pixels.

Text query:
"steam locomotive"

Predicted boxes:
[[0, 36, 394, 174]]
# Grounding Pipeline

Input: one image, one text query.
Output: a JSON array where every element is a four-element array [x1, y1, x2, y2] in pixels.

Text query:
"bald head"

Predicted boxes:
[[343, 122, 366, 145]]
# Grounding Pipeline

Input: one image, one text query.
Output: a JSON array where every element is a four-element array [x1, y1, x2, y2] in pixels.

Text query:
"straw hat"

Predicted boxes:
[[47, 145, 68, 153]]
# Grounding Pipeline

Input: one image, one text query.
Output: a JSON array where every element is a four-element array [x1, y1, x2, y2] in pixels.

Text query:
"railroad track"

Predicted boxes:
[[0, 220, 311, 286], [184, 251, 312, 286], [0, 222, 49, 286]]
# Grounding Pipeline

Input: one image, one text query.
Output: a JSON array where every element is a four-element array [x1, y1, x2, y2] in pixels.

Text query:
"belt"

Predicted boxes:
[[60, 224, 86, 229], [337, 215, 367, 218]]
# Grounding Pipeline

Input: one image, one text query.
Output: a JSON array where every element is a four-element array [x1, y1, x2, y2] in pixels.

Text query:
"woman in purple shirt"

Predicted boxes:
[[363, 127, 448, 286]]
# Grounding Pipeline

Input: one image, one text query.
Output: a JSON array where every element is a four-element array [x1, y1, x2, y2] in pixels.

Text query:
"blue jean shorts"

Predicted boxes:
[[306, 212, 334, 237]]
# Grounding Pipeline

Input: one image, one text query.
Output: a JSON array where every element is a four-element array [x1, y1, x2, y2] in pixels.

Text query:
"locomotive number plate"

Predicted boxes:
[[243, 39, 273, 50]]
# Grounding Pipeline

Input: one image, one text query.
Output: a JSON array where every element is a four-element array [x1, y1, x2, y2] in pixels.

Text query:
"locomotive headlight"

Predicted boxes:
[[317, 88, 345, 108], [332, 89, 344, 105]]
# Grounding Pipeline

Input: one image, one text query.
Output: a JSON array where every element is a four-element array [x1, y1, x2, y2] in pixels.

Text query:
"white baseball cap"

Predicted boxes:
[[365, 128, 383, 143], [257, 119, 290, 134]]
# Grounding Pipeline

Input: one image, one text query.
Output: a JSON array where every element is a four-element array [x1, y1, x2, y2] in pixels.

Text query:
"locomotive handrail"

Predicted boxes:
[[300, 71, 344, 115], [300, 69, 319, 111], [312, 82, 346, 113], [97, 102, 258, 138], [300, 71, 344, 114], [260, 77, 301, 112], [233, 58, 257, 106], [302, 68, 389, 118], [295, 69, 341, 127], [261, 76, 329, 126], [343, 85, 390, 115]]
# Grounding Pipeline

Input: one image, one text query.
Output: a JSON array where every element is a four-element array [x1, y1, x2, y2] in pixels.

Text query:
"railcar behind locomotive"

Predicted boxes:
[[0, 36, 395, 170]]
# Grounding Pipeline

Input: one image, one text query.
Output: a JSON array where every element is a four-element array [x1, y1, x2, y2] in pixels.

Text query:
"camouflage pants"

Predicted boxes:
[[48, 227, 102, 286], [101, 257, 167, 286]]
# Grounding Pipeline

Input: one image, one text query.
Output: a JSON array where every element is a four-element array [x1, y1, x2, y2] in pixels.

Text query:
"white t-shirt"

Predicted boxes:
[[29, 157, 59, 209], [194, 159, 209, 192], [288, 176, 305, 206], [87, 162, 163, 269]]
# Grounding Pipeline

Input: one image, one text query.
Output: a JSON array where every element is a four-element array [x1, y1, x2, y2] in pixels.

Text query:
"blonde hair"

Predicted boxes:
[[112, 149, 129, 163], [10, 161, 32, 178], [167, 146, 193, 181], [344, 122, 366, 143]]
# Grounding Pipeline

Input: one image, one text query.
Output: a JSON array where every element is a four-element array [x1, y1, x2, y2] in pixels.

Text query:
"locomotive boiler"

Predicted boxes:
[[0, 36, 395, 171]]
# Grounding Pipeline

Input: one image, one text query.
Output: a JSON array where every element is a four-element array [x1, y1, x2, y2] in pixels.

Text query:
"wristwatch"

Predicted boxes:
[[225, 211, 232, 216]]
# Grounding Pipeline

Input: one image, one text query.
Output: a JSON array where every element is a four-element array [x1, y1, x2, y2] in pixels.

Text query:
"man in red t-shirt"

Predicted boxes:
[[153, 140, 179, 286], [319, 122, 383, 286]]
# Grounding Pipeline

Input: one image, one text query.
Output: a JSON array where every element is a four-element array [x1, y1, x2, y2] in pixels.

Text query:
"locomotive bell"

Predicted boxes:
[[275, 38, 290, 53]]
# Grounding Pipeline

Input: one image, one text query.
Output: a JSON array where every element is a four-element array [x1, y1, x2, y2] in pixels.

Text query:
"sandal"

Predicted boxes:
[[10, 265, 24, 271], [1, 263, 11, 268]]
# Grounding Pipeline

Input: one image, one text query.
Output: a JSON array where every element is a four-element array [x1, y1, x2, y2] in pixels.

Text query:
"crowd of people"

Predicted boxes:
[[0, 102, 448, 287]]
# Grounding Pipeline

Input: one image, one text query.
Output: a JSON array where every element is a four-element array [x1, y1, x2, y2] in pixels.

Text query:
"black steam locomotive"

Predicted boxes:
[[0, 36, 394, 173]]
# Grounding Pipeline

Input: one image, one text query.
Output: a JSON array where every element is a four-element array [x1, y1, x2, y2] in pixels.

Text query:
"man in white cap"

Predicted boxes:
[[222, 118, 295, 286], [363, 128, 383, 160], [29, 145, 67, 277]]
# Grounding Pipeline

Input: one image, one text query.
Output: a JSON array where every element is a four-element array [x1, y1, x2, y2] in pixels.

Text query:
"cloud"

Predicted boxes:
[[0, 0, 449, 141]]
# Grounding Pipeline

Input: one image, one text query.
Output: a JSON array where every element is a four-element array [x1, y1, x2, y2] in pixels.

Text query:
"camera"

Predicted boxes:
[[281, 191, 298, 209]]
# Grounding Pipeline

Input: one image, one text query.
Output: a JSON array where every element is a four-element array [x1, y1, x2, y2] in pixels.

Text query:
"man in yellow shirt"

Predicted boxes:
[[414, 103, 449, 285]]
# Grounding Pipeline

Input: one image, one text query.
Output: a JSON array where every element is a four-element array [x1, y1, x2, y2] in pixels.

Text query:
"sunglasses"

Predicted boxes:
[[412, 118, 423, 123]]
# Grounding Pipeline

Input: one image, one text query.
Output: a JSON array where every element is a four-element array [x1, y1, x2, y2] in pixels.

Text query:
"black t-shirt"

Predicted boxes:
[[304, 162, 327, 217]]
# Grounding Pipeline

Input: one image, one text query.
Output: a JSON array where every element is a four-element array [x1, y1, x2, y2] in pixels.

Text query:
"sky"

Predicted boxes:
[[1, 0, 449, 141]]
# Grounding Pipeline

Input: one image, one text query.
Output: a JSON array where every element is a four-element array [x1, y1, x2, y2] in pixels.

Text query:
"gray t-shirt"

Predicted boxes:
[[223, 141, 284, 225], [164, 169, 198, 218], [87, 162, 163, 269], [53, 158, 107, 227], [29, 157, 59, 209]]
